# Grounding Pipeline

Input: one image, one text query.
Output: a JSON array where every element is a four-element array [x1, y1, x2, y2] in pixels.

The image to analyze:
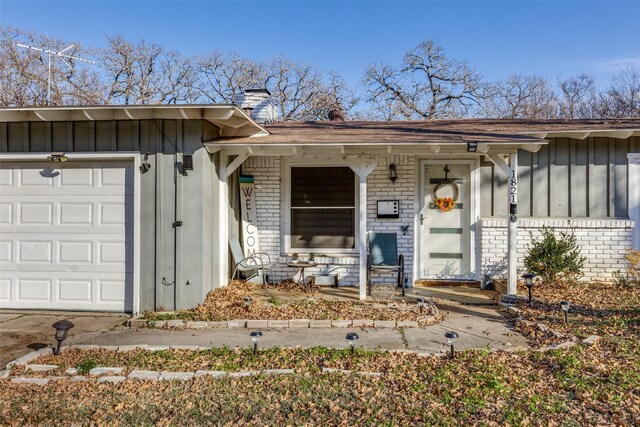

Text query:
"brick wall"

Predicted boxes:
[[242, 155, 416, 286], [480, 218, 635, 282]]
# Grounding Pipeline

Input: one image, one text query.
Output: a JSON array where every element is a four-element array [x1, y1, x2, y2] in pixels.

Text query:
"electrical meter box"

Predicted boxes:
[[377, 200, 400, 218]]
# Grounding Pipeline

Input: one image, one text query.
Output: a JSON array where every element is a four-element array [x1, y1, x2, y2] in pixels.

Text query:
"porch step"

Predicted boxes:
[[415, 280, 481, 288]]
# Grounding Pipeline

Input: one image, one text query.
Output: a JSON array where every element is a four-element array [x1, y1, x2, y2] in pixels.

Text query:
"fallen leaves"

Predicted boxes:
[[143, 281, 441, 326]]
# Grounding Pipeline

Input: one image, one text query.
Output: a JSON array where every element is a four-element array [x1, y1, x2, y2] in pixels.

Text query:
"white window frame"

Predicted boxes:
[[281, 157, 359, 255]]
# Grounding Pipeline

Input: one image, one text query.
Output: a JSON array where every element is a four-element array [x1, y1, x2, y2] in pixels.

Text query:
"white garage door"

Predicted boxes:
[[0, 160, 133, 311]]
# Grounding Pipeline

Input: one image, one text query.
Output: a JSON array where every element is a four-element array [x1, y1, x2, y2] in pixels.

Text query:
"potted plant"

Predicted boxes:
[[291, 252, 299, 262], [308, 252, 315, 262]]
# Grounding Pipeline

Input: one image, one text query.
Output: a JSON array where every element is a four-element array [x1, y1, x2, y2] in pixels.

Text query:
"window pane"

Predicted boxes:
[[291, 208, 355, 249], [291, 167, 355, 207]]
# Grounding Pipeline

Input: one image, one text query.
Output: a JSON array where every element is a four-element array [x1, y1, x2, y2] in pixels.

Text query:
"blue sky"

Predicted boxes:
[[1, 0, 639, 89]]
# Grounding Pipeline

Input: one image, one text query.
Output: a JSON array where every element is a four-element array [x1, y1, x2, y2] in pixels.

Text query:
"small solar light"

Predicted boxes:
[[560, 301, 571, 323], [346, 332, 359, 355], [417, 297, 426, 314], [52, 320, 74, 356], [522, 273, 535, 307], [244, 296, 251, 309], [445, 331, 459, 359], [250, 331, 262, 355]]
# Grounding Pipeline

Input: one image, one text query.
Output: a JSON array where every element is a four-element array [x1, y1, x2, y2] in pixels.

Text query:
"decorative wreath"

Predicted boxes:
[[433, 180, 459, 212]]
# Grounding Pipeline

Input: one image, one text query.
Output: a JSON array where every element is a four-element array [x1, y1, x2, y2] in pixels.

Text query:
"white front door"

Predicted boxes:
[[419, 161, 473, 279], [0, 161, 133, 311]]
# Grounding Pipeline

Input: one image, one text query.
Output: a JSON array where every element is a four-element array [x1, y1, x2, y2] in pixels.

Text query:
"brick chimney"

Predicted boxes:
[[233, 89, 279, 124]]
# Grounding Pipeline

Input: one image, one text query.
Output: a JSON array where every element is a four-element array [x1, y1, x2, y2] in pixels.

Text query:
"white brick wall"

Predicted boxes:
[[480, 218, 635, 282], [242, 155, 635, 286], [242, 155, 416, 286]]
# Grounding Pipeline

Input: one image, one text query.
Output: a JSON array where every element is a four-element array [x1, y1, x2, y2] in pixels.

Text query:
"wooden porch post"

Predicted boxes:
[[217, 152, 229, 287], [358, 173, 368, 300], [345, 156, 379, 301], [507, 151, 518, 295]]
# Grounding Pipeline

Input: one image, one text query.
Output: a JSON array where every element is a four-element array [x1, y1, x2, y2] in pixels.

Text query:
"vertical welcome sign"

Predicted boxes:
[[239, 176, 260, 262]]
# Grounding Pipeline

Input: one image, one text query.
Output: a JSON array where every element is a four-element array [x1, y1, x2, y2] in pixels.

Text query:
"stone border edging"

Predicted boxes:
[[128, 317, 437, 330]]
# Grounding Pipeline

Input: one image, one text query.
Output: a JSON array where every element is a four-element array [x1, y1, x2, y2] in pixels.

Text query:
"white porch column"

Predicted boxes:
[[507, 151, 518, 295], [628, 153, 640, 249], [344, 156, 379, 300], [358, 173, 368, 300], [217, 152, 229, 287]]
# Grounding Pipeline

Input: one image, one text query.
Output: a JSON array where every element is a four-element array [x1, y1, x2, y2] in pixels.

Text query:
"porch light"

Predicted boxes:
[[466, 142, 478, 153], [250, 331, 263, 355], [47, 152, 69, 163], [346, 332, 359, 355], [388, 163, 398, 184], [52, 320, 74, 356], [560, 301, 571, 323], [444, 331, 459, 359], [416, 297, 425, 313], [522, 273, 535, 307]]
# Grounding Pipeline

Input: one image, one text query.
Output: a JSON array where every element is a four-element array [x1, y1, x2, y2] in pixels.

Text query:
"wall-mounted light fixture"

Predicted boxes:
[[140, 153, 151, 174], [466, 142, 478, 153], [388, 163, 397, 184], [47, 153, 69, 163]]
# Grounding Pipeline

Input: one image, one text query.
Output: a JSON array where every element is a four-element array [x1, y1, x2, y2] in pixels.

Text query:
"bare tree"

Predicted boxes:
[[304, 72, 359, 120], [0, 26, 102, 106], [599, 66, 640, 118], [194, 51, 266, 103], [362, 40, 484, 119], [102, 35, 196, 104], [558, 73, 597, 118], [482, 74, 558, 119]]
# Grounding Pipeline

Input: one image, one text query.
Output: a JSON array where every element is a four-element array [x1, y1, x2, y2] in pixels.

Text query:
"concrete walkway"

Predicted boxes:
[[0, 311, 129, 369], [85, 303, 529, 354]]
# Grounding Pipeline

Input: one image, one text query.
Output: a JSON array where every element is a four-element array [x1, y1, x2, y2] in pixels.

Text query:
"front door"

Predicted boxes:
[[419, 161, 473, 279]]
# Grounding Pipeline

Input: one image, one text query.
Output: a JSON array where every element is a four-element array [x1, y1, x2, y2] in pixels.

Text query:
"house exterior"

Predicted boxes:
[[1, 101, 639, 314]]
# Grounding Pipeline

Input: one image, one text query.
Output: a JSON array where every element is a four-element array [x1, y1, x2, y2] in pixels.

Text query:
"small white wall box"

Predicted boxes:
[[377, 200, 400, 218], [312, 274, 338, 287]]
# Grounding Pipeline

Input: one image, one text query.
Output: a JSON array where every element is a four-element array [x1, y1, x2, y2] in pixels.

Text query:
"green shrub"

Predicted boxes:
[[613, 249, 640, 287], [76, 358, 98, 375], [524, 225, 586, 285]]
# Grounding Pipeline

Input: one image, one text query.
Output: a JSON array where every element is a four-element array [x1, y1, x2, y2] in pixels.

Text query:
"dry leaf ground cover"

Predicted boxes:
[[514, 282, 640, 345], [143, 281, 441, 326], [1, 341, 639, 426]]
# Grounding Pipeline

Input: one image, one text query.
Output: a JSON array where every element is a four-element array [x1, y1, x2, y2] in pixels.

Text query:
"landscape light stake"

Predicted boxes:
[[250, 331, 262, 355], [244, 296, 251, 310], [445, 331, 459, 360], [52, 320, 74, 356], [417, 297, 425, 314], [346, 332, 359, 355], [522, 273, 535, 307], [560, 301, 571, 323]]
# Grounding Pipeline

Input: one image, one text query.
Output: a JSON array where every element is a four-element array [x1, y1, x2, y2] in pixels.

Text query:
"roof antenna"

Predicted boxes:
[[15, 42, 96, 106]]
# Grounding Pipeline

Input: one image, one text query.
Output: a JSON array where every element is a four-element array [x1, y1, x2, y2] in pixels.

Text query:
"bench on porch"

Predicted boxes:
[[366, 232, 405, 296]]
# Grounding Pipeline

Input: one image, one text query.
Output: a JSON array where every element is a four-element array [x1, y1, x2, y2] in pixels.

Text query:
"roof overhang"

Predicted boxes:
[[520, 128, 640, 140], [203, 140, 547, 156], [0, 104, 269, 138]]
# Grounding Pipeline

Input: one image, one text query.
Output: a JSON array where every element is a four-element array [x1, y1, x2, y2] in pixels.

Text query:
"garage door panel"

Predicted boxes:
[[1, 272, 132, 311], [0, 161, 133, 312], [18, 202, 53, 225], [17, 278, 52, 301], [1, 234, 131, 272], [0, 279, 10, 301]]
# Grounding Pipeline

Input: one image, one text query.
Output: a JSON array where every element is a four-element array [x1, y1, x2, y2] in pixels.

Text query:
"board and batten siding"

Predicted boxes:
[[0, 119, 222, 312], [480, 136, 640, 219]]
